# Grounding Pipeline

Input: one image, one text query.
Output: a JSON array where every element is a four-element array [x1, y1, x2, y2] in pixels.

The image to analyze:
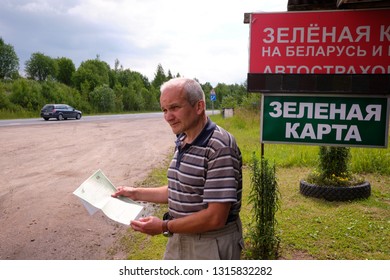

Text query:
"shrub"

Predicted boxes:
[[306, 146, 365, 187], [246, 153, 280, 259], [89, 84, 116, 112]]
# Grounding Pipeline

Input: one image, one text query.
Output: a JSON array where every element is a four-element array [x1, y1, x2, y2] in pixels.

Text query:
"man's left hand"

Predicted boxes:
[[130, 216, 163, 236]]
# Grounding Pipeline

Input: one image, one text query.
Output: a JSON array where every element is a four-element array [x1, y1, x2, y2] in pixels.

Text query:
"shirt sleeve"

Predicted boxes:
[[203, 146, 240, 203]]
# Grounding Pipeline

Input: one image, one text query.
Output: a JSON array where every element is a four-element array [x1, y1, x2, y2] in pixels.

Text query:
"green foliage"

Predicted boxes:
[[119, 85, 134, 111], [1, 37, 251, 119], [55, 57, 75, 86], [246, 154, 280, 260], [306, 147, 365, 187], [41, 80, 80, 105], [25, 52, 57, 81], [151, 63, 167, 89], [0, 37, 19, 79], [141, 87, 159, 111], [72, 58, 110, 92], [221, 95, 238, 109], [241, 93, 261, 111], [319, 146, 351, 178], [9, 79, 44, 111], [211, 83, 246, 110], [0, 83, 12, 109], [89, 84, 116, 112], [202, 82, 214, 108]]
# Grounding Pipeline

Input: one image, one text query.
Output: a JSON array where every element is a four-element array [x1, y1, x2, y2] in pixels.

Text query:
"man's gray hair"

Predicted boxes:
[[161, 78, 205, 106]]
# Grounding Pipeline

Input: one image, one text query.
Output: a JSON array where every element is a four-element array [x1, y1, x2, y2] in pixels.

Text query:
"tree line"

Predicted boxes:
[[0, 37, 253, 117]]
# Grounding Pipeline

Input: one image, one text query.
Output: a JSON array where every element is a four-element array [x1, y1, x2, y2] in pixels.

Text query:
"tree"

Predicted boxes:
[[0, 85, 12, 109], [151, 63, 167, 89], [167, 70, 173, 80], [142, 87, 159, 110], [89, 84, 115, 112], [56, 57, 75, 86], [121, 84, 136, 111], [25, 52, 57, 81], [201, 82, 213, 109], [72, 58, 110, 93], [0, 38, 19, 79], [116, 68, 133, 87]]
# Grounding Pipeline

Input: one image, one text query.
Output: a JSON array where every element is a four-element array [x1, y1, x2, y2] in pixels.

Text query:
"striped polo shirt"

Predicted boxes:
[[167, 118, 242, 224]]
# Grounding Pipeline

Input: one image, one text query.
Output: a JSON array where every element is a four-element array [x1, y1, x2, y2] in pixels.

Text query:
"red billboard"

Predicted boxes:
[[249, 9, 390, 75]]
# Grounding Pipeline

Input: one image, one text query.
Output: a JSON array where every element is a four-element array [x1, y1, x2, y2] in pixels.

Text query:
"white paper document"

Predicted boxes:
[[73, 169, 144, 225]]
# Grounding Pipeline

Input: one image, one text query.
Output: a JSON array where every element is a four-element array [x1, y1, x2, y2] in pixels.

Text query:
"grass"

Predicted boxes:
[[0, 109, 38, 119], [111, 109, 389, 260], [274, 168, 389, 259]]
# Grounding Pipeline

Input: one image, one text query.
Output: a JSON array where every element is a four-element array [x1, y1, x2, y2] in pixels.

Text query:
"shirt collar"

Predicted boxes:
[[176, 117, 216, 148]]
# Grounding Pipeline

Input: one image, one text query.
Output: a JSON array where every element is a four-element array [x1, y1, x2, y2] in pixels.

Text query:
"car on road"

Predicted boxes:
[[40, 104, 82, 121]]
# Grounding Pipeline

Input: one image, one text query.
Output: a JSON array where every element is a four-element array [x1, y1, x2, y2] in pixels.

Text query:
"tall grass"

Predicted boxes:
[[0, 108, 38, 119]]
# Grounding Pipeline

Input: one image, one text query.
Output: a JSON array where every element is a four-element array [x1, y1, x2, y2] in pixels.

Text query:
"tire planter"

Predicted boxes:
[[299, 180, 371, 201]]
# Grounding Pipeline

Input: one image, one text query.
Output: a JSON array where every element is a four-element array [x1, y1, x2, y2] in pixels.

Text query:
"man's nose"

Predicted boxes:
[[164, 111, 174, 121]]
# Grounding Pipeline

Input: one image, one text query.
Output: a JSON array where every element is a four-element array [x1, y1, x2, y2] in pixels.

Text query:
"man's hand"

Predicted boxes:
[[111, 186, 138, 200], [130, 216, 163, 236]]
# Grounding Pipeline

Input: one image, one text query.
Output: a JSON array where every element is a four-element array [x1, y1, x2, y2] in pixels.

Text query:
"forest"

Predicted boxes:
[[0, 37, 252, 118]]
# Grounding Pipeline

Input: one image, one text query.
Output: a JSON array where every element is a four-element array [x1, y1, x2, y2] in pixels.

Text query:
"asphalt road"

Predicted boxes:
[[0, 110, 219, 127], [0, 112, 164, 127]]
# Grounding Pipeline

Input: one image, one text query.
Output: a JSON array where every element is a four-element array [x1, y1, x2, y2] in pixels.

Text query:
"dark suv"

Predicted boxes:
[[40, 104, 82, 121]]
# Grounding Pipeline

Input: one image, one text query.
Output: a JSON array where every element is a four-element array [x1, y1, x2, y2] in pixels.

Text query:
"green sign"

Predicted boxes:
[[261, 95, 389, 148]]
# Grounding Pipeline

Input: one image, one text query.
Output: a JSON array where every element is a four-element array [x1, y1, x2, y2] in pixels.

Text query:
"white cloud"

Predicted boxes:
[[0, 0, 287, 85]]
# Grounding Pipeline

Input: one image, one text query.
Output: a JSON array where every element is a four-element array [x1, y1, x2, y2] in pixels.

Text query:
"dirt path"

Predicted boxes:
[[0, 117, 175, 260]]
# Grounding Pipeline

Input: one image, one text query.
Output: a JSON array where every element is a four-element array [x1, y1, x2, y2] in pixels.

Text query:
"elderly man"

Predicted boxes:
[[112, 77, 243, 260]]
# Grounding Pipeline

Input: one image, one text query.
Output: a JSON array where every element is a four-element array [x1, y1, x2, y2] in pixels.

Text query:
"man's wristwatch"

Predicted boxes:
[[162, 220, 173, 237]]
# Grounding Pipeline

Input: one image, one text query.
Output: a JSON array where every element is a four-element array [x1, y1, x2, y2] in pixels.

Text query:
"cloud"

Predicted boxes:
[[0, 0, 287, 85]]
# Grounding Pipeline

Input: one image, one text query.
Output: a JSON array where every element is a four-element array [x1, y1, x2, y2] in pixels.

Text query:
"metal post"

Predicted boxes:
[[261, 143, 264, 158]]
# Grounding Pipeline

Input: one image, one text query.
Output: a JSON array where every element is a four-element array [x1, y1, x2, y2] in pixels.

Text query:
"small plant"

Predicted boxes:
[[246, 153, 280, 259], [306, 146, 365, 187]]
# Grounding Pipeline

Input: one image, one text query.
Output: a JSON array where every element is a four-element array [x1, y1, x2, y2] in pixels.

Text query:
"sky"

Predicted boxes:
[[0, 0, 287, 86]]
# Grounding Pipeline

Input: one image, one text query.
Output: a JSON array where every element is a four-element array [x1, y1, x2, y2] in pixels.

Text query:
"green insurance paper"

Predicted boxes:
[[73, 169, 144, 225]]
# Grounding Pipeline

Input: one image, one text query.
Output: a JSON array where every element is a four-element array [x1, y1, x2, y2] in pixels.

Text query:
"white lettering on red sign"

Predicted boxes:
[[263, 25, 372, 44], [249, 10, 390, 74], [263, 65, 390, 74]]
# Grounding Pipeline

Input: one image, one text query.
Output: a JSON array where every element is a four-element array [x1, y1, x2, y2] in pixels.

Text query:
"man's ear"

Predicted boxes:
[[196, 100, 206, 114]]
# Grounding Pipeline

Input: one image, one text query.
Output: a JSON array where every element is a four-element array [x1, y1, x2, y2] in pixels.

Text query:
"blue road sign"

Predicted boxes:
[[210, 89, 216, 101]]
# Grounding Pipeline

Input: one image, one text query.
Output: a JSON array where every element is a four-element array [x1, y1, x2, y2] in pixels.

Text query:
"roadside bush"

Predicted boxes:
[[0, 88, 11, 109], [89, 84, 116, 112], [246, 153, 280, 259], [221, 95, 238, 109], [241, 93, 261, 111], [9, 79, 44, 111]]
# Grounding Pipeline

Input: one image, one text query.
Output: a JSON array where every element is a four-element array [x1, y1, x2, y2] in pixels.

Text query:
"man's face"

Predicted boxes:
[[160, 87, 200, 135]]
